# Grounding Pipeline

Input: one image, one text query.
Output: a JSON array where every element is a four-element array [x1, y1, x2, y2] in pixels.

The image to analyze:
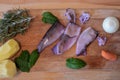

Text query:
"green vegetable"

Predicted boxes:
[[29, 49, 39, 68], [19, 50, 30, 61], [15, 49, 39, 72], [15, 50, 30, 72], [15, 58, 30, 72], [66, 57, 86, 69], [0, 9, 33, 43], [42, 12, 58, 24]]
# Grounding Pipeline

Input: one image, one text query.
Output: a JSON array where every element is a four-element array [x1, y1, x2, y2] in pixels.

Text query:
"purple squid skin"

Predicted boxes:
[[52, 34, 77, 55], [97, 36, 107, 46], [52, 23, 81, 55], [76, 27, 98, 56], [37, 21, 65, 53], [79, 12, 90, 24], [65, 8, 76, 23]]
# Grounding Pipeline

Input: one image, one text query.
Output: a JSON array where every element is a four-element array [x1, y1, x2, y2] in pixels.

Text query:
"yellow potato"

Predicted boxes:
[[0, 60, 17, 78], [0, 39, 20, 61]]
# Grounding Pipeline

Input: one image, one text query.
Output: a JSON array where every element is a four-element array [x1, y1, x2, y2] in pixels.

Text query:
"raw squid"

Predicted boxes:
[[79, 12, 90, 24], [65, 8, 76, 23], [37, 21, 65, 53], [52, 23, 81, 55], [76, 27, 98, 56], [97, 36, 107, 46]]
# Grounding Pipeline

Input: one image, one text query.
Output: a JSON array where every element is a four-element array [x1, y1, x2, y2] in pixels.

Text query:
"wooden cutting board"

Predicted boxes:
[[0, 9, 120, 80], [0, 0, 120, 12]]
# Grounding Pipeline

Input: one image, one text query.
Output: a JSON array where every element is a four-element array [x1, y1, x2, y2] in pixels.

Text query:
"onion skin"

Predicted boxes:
[[102, 17, 119, 33]]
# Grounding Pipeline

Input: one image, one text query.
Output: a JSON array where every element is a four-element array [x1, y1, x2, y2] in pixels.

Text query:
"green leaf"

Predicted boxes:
[[29, 49, 39, 68], [14, 49, 39, 72], [66, 57, 86, 69], [15, 57, 30, 72], [19, 50, 30, 61], [42, 12, 58, 24], [14, 50, 30, 72]]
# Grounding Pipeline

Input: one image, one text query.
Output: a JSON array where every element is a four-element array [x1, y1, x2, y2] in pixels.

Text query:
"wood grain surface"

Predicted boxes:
[[0, 0, 120, 12], [0, 1, 120, 80]]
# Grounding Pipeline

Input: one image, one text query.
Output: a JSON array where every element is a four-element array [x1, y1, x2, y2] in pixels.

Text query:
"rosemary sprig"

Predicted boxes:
[[0, 9, 33, 43]]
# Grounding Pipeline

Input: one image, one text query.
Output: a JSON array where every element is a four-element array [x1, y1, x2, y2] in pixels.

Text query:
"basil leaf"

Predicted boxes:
[[19, 50, 30, 61], [15, 57, 30, 72], [15, 50, 30, 72], [14, 49, 39, 72], [29, 49, 39, 68], [66, 57, 86, 69], [42, 12, 58, 24]]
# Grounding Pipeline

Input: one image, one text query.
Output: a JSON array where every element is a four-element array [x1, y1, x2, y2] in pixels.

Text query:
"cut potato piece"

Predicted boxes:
[[0, 60, 17, 78], [0, 39, 20, 61]]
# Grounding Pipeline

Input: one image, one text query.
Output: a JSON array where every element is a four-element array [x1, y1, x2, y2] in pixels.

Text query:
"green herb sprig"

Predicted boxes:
[[0, 9, 33, 43]]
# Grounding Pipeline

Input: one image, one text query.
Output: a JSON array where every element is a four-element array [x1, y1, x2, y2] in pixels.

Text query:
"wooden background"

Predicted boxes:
[[0, 0, 120, 80], [0, 0, 120, 11]]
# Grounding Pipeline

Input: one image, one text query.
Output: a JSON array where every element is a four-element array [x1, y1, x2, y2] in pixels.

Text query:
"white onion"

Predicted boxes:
[[102, 17, 119, 33]]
